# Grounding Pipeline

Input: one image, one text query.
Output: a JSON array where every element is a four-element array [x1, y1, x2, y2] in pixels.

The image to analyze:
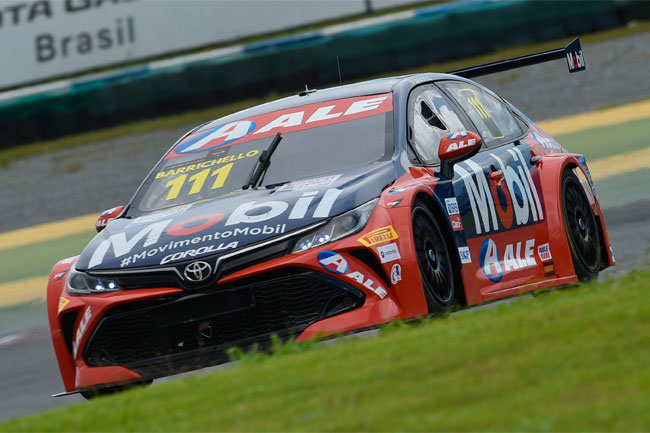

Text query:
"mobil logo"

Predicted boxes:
[[88, 189, 342, 268], [176, 121, 256, 154], [318, 251, 349, 274], [455, 148, 544, 237], [480, 238, 503, 283]]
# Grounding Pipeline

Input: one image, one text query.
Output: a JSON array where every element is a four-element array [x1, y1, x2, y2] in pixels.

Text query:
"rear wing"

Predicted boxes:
[[449, 38, 585, 78]]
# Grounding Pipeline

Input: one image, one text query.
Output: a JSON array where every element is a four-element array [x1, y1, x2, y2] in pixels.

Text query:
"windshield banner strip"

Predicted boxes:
[[168, 93, 393, 159]]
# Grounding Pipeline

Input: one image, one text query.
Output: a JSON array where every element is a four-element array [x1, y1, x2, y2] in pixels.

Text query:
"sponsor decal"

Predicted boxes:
[[347, 271, 387, 299], [480, 238, 536, 283], [58, 297, 70, 313], [386, 199, 402, 208], [445, 197, 460, 215], [537, 242, 552, 262], [119, 223, 273, 267], [357, 225, 399, 247], [318, 250, 349, 274], [391, 264, 402, 285], [318, 251, 387, 298], [159, 243, 238, 266], [446, 197, 463, 231], [455, 148, 544, 237], [100, 207, 121, 217], [155, 151, 259, 179], [450, 214, 464, 231], [128, 204, 193, 226], [530, 130, 561, 153], [566, 39, 586, 73], [170, 94, 392, 157], [54, 271, 67, 281], [444, 132, 477, 152], [543, 263, 555, 277], [72, 307, 92, 358], [167, 214, 225, 236], [275, 174, 341, 192], [458, 246, 472, 264], [89, 189, 339, 268], [388, 186, 411, 194], [377, 243, 401, 264], [225, 189, 342, 225]]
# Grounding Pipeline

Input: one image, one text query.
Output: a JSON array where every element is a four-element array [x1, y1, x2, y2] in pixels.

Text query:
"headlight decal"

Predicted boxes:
[[291, 198, 379, 253], [67, 267, 121, 296]]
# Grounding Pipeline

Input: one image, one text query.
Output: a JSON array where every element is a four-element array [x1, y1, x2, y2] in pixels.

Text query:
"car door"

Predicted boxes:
[[438, 81, 551, 297]]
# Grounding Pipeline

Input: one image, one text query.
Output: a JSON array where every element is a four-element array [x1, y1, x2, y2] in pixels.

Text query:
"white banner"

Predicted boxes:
[[0, 0, 425, 90]]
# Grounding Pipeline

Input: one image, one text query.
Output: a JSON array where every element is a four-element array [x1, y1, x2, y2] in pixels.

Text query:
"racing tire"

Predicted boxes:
[[412, 201, 455, 313], [81, 379, 153, 400], [561, 169, 601, 281]]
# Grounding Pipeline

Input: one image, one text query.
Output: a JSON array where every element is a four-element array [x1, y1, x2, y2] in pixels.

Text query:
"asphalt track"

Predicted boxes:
[[1, 31, 650, 423]]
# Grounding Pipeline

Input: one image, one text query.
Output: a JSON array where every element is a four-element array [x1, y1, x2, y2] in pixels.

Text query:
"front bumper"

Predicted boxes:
[[82, 268, 364, 379]]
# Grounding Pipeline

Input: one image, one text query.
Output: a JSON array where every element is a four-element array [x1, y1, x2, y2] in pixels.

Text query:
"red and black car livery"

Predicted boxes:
[[47, 39, 614, 397]]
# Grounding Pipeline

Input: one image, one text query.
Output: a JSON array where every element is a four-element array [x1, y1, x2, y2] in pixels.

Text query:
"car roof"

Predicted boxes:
[[195, 72, 458, 132]]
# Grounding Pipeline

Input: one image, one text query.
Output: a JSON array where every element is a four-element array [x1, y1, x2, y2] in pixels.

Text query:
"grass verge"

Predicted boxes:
[[3, 268, 649, 431], [1, 23, 649, 166]]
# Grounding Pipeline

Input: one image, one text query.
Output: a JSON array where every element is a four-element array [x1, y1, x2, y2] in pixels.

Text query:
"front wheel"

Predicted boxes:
[[412, 201, 455, 313], [561, 169, 601, 281]]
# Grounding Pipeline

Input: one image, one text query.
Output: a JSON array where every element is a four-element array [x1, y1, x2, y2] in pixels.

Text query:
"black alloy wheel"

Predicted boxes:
[[412, 201, 455, 313], [561, 169, 601, 281]]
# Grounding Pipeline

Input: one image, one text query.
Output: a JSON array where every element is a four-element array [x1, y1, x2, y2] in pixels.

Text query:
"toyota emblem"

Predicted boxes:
[[183, 261, 212, 282]]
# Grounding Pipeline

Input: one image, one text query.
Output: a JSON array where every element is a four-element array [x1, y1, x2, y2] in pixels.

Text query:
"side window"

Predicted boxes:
[[408, 85, 470, 165], [439, 81, 524, 147]]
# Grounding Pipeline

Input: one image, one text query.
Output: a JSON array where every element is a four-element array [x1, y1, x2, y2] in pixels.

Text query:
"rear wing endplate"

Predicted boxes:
[[449, 38, 586, 78]]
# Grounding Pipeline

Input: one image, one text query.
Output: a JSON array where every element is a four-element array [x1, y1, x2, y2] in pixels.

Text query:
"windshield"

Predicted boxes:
[[127, 93, 394, 215]]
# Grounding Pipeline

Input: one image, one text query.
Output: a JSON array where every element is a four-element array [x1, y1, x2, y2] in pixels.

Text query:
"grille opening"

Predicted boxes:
[[60, 311, 78, 354], [84, 269, 364, 371], [348, 249, 391, 287]]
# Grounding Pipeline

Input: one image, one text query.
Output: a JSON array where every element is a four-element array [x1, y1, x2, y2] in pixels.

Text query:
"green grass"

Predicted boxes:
[[2, 23, 650, 166], [553, 117, 650, 161], [0, 231, 94, 284], [0, 300, 47, 336], [3, 269, 650, 431]]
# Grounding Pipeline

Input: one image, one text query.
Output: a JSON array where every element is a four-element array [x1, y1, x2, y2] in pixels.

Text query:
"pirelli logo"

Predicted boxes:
[[58, 296, 70, 313], [357, 226, 399, 247]]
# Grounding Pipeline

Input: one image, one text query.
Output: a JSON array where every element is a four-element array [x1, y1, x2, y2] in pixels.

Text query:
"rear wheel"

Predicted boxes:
[[412, 201, 455, 313], [81, 379, 153, 400], [561, 169, 601, 281]]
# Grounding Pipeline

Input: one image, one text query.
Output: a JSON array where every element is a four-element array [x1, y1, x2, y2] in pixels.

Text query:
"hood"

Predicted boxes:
[[76, 163, 396, 271]]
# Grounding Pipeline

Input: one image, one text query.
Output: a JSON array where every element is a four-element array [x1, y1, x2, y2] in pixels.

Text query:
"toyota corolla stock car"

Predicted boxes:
[[47, 39, 613, 397]]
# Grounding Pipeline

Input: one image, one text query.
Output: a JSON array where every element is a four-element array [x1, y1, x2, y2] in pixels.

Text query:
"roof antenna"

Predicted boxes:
[[337, 56, 342, 85], [298, 84, 317, 96]]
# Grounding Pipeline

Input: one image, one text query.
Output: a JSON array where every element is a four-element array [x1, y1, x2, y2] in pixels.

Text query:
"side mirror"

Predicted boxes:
[[438, 131, 482, 179], [96, 206, 125, 232]]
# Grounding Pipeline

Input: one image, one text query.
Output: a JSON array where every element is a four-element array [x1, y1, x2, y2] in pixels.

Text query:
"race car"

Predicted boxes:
[[47, 38, 613, 398]]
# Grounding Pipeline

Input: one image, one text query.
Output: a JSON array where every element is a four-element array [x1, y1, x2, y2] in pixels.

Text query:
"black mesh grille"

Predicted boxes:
[[84, 269, 363, 371]]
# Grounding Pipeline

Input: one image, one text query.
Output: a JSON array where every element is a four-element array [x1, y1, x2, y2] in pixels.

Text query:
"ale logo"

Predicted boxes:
[[480, 238, 503, 282], [318, 251, 349, 274]]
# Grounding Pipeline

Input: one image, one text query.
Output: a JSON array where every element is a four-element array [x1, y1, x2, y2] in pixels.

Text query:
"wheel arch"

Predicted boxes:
[[412, 191, 467, 305], [538, 155, 614, 278]]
